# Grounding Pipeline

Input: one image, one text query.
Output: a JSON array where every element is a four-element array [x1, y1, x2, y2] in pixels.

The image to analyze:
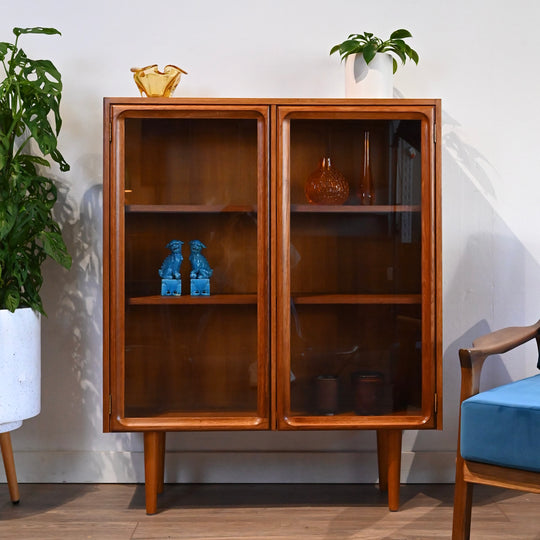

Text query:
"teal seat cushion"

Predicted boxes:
[[460, 373, 540, 472]]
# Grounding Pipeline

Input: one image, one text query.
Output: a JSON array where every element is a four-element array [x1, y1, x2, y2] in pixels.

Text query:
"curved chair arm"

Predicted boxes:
[[458, 320, 540, 402]]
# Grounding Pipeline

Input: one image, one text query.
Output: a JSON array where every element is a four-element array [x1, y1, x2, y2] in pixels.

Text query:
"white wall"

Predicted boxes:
[[2, 0, 539, 484]]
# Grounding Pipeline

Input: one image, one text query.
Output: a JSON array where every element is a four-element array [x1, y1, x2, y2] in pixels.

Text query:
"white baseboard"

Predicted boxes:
[[0, 451, 456, 484]]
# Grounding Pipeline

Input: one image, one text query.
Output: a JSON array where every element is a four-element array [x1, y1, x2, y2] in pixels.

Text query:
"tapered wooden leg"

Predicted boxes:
[[157, 431, 166, 494], [376, 430, 389, 492], [376, 429, 402, 511], [386, 429, 402, 511], [0, 432, 20, 504], [452, 455, 473, 540], [144, 431, 166, 514]]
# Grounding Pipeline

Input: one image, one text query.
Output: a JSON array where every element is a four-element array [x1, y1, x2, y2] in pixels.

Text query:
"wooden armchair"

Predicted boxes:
[[452, 320, 540, 539]]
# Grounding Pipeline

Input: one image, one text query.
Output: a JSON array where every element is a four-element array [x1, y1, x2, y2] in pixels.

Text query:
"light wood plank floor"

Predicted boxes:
[[0, 483, 539, 539]]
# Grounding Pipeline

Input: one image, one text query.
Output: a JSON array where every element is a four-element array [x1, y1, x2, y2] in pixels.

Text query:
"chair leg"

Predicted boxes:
[[0, 432, 20, 504], [452, 455, 473, 540]]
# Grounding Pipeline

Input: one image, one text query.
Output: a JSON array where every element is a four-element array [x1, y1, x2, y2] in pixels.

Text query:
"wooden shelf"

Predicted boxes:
[[292, 294, 421, 305], [125, 410, 260, 418], [125, 204, 256, 213], [128, 294, 421, 306], [290, 204, 421, 213], [290, 408, 422, 418], [128, 294, 258, 305]]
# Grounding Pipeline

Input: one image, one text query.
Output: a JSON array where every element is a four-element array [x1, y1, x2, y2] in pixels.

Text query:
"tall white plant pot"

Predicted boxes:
[[345, 53, 393, 98], [0, 308, 41, 434]]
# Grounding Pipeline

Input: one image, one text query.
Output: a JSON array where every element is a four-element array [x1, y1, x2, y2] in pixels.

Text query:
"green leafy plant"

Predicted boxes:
[[330, 29, 419, 74], [0, 27, 71, 314]]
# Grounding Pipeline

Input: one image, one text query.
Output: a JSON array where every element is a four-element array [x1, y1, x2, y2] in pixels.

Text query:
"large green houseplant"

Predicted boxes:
[[0, 26, 71, 315], [0, 27, 71, 440]]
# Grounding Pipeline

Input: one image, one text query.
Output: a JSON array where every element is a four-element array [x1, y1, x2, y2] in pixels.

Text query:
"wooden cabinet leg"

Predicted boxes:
[[144, 431, 166, 514], [376, 429, 402, 511], [157, 431, 166, 494], [387, 429, 402, 511], [376, 430, 389, 492], [0, 432, 20, 504]]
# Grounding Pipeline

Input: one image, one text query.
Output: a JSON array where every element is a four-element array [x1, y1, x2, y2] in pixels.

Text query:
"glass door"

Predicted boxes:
[[109, 105, 270, 430], [276, 105, 437, 429]]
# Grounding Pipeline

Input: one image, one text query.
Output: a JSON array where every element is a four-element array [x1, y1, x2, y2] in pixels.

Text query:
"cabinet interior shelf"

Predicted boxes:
[[292, 294, 421, 304], [128, 294, 258, 305], [125, 204, 256, 213], [128, 408, 420, 419], [290, 204, 421, 213], [127, 293, 420, 306], [124, 204, 420, 214], [127, 411, 261, 419]]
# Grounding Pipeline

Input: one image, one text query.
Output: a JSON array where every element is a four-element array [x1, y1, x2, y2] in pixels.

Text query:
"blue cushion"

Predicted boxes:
[[461, 373, 540, 472]]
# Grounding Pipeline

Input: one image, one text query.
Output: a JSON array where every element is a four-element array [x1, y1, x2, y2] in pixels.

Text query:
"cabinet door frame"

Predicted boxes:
[[104, 100, 271, 431], [275, 102, 441, 430]]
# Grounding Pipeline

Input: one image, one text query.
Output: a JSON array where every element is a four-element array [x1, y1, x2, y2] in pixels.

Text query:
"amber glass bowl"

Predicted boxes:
[[131, 64, 187, 97]]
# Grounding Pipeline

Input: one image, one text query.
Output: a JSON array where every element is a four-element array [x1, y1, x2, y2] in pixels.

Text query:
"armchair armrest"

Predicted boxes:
[[458, 320, 540, 402]]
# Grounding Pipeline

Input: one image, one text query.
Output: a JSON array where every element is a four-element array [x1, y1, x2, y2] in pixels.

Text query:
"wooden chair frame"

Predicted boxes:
[[452, 320, 540, 539]]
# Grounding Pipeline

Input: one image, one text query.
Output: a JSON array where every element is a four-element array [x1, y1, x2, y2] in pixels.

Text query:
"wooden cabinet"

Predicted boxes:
[[103, 98, 441, 514]]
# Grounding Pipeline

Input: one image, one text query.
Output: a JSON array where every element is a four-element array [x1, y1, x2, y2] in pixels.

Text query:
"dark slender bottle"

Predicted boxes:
[[358, 131, 375, 205]]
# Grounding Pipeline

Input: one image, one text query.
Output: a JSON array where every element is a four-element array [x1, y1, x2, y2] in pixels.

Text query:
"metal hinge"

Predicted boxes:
[[108, 394, 112, 415], [434, 393, 438, 414]]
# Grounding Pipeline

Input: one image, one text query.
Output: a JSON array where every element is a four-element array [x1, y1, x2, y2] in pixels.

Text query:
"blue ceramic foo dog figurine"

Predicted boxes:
[[159, 239, 183, 296], [189, 239, 213, 295]]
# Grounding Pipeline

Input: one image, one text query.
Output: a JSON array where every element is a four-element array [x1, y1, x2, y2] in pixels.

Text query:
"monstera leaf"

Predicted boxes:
[[0, 27, 71, 314]]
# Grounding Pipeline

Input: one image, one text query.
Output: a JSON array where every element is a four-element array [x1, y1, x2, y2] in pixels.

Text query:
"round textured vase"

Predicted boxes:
[[305, 157, 349, 205], [0, 308, 41, 433], [345, 53, 393, 98]]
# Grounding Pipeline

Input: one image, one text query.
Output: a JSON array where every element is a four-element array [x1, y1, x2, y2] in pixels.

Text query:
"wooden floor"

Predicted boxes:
[[0, 483, 539, 539]]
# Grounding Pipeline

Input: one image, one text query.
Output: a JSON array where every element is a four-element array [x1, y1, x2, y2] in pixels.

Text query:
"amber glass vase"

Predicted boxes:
[[304, 157, 349, 205], [358, 131, 375, 205]]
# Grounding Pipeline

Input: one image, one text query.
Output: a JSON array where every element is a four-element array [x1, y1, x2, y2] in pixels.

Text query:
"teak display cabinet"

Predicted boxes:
[[103, 98, 442, 514]]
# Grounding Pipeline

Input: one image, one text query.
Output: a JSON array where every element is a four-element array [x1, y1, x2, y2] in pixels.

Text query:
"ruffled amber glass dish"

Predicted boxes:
[[131, 64, 187, 97]]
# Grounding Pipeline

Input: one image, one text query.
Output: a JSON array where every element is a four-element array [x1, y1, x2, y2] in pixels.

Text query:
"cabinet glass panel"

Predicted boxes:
[[120, 111, 267, 419], [124, 118, 259, 207], [124, 304, 258, 416], [286, 117, 423, 417]]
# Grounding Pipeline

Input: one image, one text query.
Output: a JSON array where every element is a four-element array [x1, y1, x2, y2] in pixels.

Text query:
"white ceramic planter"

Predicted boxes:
[[0, 308, 41, 433], [345, 53, 393, 98]]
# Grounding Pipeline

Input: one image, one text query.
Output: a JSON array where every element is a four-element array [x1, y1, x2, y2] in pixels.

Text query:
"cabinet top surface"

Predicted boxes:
[[104, 97, 441, 107]]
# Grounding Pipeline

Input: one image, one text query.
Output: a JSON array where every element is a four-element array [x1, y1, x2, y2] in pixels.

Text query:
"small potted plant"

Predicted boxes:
[[330, 29, 419, 98], [0, 27, 71, 436]]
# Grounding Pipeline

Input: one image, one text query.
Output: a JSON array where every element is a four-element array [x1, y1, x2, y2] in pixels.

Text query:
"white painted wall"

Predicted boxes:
[[2, 0, 539, 484]]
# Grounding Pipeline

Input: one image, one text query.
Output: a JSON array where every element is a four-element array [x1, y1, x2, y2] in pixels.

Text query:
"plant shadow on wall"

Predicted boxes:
[[406, 110, 540, 474], [40, 160, 137, 481]]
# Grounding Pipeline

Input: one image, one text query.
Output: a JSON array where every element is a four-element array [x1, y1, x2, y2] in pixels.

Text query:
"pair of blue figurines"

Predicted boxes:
[[159, 239, 213, 296]]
